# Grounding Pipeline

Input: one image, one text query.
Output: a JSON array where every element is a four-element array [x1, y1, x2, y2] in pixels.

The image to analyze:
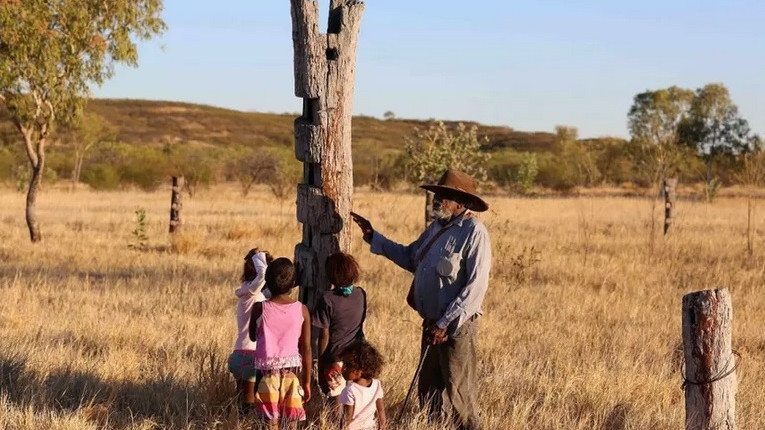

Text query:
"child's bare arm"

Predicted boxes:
[[318, 327, 330, 357], [375, 398, 387, 430], [248, 301, 263, 342], [343, 404, 354, 430], [299, 304, 312, 401]]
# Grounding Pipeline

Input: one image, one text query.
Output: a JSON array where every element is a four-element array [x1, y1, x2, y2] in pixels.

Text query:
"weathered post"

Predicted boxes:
[[291, 0, 364, 309], [169, 176, 183, 234], [424, 190, 434, 228], [682, 288, 737, 430], [663, 177, 677, 235]]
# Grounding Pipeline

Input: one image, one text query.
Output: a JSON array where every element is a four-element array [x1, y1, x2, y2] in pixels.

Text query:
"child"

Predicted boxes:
[[312, 252, 367, 400], [248, 257, 312, 429], [227, 248, 272, 415], [340, 341, 387, 430]]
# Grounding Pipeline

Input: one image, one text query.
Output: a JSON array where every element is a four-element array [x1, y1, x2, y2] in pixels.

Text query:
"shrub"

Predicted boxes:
[[45, 149, 74, 182], [536, 154, 576, 192], [590, 138, 634, 185], [165, 144, 225, 197], [374, 153, 408, 191], [0, 148, 14, 182], [405, 121, 490, 185], [81, 164, 121, 190], [228, 147, 281, 197], [119, 148, 169, 191], [130, 208, 149, 250], [512, 153, 538, 195], [357, 151, 407, 191]]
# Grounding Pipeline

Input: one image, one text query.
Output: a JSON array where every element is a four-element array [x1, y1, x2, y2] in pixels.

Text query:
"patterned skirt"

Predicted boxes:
[[254, 368, 306, 421]]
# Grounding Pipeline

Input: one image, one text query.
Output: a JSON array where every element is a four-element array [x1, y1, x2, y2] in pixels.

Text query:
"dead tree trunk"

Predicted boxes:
[[663, 177, 677, 235], [169, 176, 183, 234], [682, 288, 737, 430], [424, 190, 434, 227], [291, 0, 364, 310]]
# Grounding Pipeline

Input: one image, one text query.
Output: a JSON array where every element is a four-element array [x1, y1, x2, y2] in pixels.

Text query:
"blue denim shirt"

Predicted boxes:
[[370, 211, 491, 331]]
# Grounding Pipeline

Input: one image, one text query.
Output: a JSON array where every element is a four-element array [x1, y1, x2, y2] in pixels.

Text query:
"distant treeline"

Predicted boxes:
[[0, 97, 759, 195]]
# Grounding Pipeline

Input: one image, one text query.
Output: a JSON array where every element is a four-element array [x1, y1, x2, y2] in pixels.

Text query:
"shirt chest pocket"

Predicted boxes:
[[436, 252, 462, 281]]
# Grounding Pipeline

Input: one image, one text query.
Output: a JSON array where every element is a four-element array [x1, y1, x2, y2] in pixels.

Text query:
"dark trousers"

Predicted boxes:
[[418, 317, 481, 430]]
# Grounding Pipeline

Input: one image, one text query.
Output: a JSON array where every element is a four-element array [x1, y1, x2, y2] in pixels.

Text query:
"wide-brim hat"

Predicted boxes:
[[420, 169, 489, 212]]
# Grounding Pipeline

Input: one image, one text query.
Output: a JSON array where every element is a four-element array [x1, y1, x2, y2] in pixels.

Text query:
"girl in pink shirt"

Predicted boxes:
[[248, 257, 312, 429], [227, 248, 272, 416]]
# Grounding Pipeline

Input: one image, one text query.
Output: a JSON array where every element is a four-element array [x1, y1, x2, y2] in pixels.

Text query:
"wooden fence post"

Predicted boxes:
[[663, 177, 677, 235], [291, 0, 364, 310], [169, 176, 183, 234], [682, 288, 737, 430]]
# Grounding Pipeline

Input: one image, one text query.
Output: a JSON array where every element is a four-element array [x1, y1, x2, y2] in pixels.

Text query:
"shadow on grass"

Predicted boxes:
[[0, 353, 238, 428]]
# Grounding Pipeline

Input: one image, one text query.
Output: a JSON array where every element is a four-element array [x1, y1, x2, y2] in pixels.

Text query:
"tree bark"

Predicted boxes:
[[424, 190, 434, 227], [291, 0, 364, 310], [663, 177, 677, 235], [22, 131, 45, 243], [169, 176, 183, 233], [682, 288, 737, 430], [26, 163, 44, 242]]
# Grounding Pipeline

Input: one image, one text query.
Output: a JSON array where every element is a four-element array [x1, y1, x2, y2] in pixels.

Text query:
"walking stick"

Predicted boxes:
[[397, 343, 430, 422]]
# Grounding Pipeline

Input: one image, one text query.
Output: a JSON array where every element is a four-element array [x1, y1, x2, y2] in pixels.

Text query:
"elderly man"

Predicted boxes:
[[351, 169, 491, 430]]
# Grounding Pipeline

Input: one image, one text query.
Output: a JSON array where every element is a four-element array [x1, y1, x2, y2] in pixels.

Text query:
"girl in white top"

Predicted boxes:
[[227, 248, 272, 416], [340, 341, 387, 430]]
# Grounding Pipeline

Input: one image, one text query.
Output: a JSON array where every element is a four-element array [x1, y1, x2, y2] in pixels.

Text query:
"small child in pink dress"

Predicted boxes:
[[340, 341, 387, 430], [248, 257, 312, 429]]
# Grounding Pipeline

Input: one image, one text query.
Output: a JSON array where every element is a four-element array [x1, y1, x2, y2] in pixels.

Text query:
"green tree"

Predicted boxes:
[[680, 83, 755, 199], [228, 145, 300, 201], [512, 152, 538, 195], [0, 0, 165, 241], [627, 86, 695, 185], [589, 137, 633, 185], [405, 121, 490, 224], [61, 112, 115, 187], [165, 144, 222, 198], [554, 125, 600, 188]]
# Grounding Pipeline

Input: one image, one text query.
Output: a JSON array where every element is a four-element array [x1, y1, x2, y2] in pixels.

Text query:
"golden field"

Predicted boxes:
[[0, 185, 763, 429]]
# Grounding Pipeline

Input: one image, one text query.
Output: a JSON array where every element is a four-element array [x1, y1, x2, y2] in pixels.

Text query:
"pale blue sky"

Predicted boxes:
[[94, 0, 764, 139]]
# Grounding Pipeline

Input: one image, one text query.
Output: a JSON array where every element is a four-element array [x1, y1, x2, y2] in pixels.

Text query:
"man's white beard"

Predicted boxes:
[[433, 206, 452, 221]]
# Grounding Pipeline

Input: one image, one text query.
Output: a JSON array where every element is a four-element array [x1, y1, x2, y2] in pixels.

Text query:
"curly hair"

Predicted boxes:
[[264, 257, 296, 295], [341, 341, 384, 379], [325, 252, 360, 288]]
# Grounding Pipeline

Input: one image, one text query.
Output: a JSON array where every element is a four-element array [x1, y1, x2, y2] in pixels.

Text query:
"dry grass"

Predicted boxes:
[[0, 184, 764, 429]]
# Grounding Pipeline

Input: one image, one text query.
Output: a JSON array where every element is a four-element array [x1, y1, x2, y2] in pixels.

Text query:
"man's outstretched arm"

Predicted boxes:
[[351, 211, 428, 273]]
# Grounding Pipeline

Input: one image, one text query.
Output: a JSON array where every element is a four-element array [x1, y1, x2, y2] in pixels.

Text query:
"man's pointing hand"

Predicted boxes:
[[350, 211, 374, 242]]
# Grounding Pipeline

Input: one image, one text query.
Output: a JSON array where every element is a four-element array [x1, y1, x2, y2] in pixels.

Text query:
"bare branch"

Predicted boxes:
[[44, 99, 56, 124], [38, 136, 47, 165], [40, 121, 49, 141], [31, 90, 43, 121]]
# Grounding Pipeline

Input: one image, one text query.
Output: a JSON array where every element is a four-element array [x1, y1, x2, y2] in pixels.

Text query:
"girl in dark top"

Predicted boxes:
[[312, 252, 367, 403]]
